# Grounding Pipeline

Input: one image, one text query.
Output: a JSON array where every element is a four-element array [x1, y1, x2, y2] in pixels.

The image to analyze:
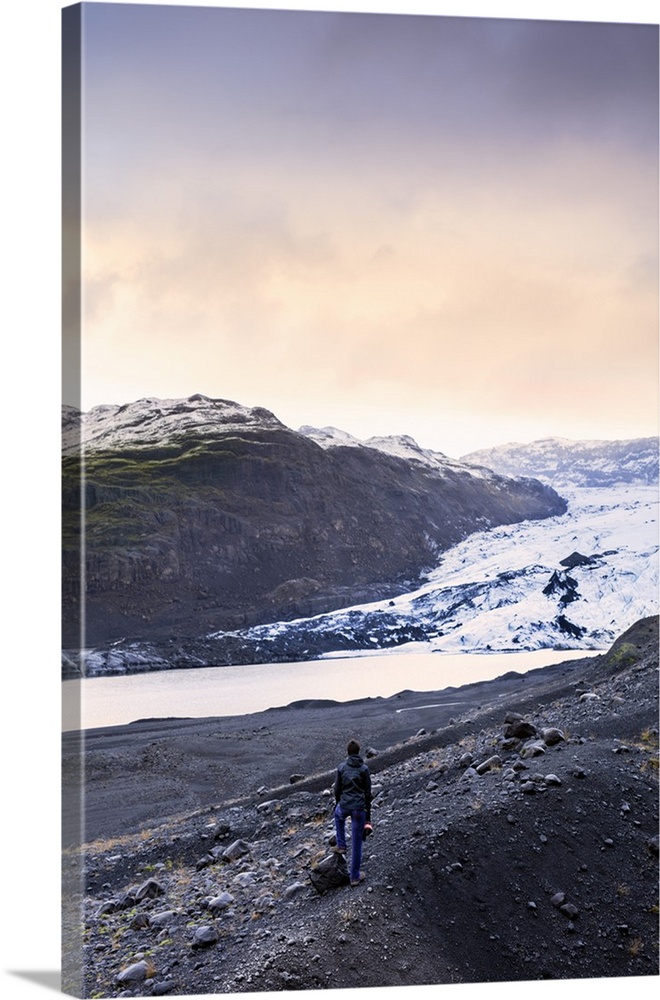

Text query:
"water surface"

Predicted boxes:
[[62, 647, 597, 732]]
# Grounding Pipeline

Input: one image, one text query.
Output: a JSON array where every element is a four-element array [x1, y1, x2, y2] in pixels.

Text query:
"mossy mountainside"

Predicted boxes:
[[63, 423, 565, 649]]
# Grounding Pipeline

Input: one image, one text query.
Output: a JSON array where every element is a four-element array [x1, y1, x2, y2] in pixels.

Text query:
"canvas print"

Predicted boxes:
[[61, 2, 659, 997]]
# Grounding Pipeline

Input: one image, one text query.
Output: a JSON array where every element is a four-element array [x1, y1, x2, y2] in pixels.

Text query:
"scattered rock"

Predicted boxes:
[[207, 893, 235, 913], [116, 960, 152, 984], [135, 878, 165, 901], [541, 727, 565, 746], [475, 755, 502, 775], [191, 925, 220, 949], [222, 839, 251, 862], [504, 721, 537, 739]]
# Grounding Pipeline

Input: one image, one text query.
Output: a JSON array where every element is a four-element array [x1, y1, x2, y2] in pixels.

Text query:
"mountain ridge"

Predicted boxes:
[[461, 435, 659, 488], [62, 395, 565, 659]]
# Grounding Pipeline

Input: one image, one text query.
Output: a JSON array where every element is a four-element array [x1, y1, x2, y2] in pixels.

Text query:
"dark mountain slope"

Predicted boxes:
[[62, 395, 565, 648]]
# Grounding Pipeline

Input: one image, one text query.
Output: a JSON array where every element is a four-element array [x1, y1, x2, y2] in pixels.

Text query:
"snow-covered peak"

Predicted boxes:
[[363, 434, 449, 467], [62, 394, 284, 455], [297, 425, 362, 448], [461, 436, 659, 488], [298, 425, 496, 477]]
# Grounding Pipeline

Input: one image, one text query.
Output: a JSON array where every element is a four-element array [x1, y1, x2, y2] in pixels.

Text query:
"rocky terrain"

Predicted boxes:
[[63, 616, 659, 996], [61, 395, 565, 656], [461, 436, 659, 489]]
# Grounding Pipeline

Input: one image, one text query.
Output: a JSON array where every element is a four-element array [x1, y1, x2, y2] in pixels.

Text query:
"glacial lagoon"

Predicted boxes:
[[62, 647, 597, 732]]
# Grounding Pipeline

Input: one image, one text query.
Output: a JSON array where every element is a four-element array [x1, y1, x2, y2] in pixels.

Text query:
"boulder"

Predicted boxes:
[[207, 892, 235, 913], [135, 878, 165, 901], [504, 721, 537, 740], [116, 960, 152, 984], [541, 727, 565, 746], [222, 839, 251, 862], [520, 740, 546, 758], [191, 925, 220, 949]]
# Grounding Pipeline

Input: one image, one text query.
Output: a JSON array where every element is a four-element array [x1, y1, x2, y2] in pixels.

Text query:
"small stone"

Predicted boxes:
[[290, 774, 304, 784], [476, 755, 502, 775], [152, 982, 176, 997], [551, 892, 566, 907], [521, 740, 546, 758], [149, 910, 179, 928], [560, 903, 579, 920], [545, 774, 562, 786], [282, 882, 307, 900], [256, 800, 279, 814]]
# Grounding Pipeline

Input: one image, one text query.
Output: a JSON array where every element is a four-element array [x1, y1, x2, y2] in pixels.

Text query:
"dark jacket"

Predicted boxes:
[[334, 753, 372, 815]]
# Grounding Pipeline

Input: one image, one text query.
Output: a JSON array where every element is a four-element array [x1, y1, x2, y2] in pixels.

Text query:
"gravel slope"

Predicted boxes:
[[63, 617, 659, 996]]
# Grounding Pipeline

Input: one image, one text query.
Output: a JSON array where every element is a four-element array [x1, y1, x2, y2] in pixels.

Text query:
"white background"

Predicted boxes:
[[2, 2, 657, 999]]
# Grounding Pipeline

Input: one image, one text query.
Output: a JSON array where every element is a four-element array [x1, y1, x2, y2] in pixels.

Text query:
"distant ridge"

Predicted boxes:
[[460, 436, 659, 488]]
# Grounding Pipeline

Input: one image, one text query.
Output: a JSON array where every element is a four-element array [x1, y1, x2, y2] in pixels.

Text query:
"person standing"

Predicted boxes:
[[333, 739, 372, 886]]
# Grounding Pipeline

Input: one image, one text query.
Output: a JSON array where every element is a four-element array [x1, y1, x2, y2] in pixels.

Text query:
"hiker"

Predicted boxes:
[[333, 739, 372, 886]]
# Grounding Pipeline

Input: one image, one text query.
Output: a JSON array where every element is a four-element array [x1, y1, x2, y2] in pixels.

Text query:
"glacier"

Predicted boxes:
[[209, 484, 658, 658]]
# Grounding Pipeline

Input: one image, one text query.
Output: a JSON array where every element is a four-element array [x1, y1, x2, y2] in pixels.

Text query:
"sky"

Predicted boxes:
[[62, 1, 659, 456]]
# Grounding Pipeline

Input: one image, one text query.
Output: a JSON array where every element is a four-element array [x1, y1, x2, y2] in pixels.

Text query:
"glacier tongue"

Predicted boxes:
[[216, 485, 658, 656]]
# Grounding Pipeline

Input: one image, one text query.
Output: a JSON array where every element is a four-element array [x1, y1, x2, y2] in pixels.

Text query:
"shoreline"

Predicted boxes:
[[62, 646, 599, 734], [63, 648, 602, 845]]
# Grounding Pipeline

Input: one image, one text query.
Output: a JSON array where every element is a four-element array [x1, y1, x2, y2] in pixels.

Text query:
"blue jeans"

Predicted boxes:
[[334, 804, 366, 883]]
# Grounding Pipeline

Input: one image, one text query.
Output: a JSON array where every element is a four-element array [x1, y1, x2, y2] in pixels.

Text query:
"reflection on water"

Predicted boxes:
[[62, 647, 597, 732]]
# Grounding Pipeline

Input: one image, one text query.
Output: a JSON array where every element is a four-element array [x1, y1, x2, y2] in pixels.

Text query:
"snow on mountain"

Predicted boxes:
[[297, 425, 361, 448], [62, 394, 284, 455], [210, 484, 658, 656], [461, 436, 659, 488], [298, 425, 492, 477]]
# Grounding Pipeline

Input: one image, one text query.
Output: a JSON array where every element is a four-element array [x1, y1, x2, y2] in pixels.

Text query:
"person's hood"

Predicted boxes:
[[347, 754, 364, 766]]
